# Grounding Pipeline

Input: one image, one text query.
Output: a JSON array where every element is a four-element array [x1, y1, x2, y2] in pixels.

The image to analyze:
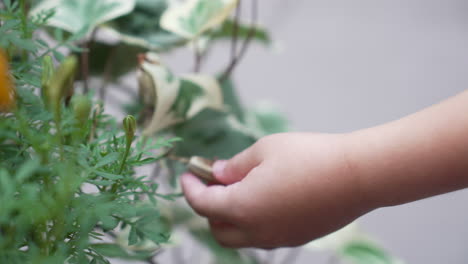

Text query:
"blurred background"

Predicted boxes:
[[162, 0, 468, 263]]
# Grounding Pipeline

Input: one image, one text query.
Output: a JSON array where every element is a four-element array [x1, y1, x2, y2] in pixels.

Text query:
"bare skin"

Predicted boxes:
[[181, 90, 468, 248]]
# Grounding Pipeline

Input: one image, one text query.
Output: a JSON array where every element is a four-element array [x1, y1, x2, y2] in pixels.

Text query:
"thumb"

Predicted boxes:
[[213, 145, 262, 185]]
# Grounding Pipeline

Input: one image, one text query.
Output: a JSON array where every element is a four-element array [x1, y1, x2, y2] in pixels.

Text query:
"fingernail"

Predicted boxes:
[[212, 160, 228, 178]]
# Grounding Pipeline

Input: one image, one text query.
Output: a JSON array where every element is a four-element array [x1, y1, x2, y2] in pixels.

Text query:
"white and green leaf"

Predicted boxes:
[[31, 0, 136, 34], [161, 0, 239, 39], [138, 53, 182, 135], [180, 74, 224, 118], [138, 52, 224, 135]]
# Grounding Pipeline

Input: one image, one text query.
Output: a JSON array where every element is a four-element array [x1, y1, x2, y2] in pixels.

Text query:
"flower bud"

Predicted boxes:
[[123, 115, 136, 141], [71, 95, 92, 124]]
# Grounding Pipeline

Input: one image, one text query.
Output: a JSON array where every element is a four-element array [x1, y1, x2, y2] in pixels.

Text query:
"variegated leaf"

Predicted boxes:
[[160, 0, 239, 39], [138, 53, 182, 135], [31, 0, 136, 34], [138, 53, 224, 135]]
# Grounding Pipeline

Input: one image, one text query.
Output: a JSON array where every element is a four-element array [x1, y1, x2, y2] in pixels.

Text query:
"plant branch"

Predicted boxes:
[[99, 47, 117, 103], [88, 104, 101, 142], [231, 0, 242, 62], [193, 39, 202, 73], [221, 0, 258, 81], [81, 29, 97, 94]]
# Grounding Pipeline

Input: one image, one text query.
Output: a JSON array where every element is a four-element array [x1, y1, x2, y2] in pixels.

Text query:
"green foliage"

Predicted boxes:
[[172, 109, 256, 159], [341, 241, 402, 264], [113, 0, 183, 50], [212, 19, 271, 45], [0, 1, 177, 263]]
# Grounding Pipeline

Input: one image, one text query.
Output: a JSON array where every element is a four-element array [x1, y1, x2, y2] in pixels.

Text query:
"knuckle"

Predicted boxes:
[[228, 194, 253, 225], [189, 196, 209, 217]]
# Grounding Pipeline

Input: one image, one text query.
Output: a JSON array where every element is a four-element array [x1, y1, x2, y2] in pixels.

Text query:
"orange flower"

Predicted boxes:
[[0, 50, 15, 112]]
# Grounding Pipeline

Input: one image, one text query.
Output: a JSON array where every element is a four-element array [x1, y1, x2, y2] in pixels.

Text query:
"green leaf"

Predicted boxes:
[[245, 103, 289, 136], [109, 0, 185, 51], [212, 19, 271, 45], [32, 0, 136, 34], [171, 79, 204, 118], [128, 225, 139, 246], [172, 109, 256, 159], [94, 152, 120, 168], [15, 159, 40, 182], [86, 40, 146, 81], [91, 244, 131, 258], [87, 179, 114, 186], [101, 215, 119, 231], [93, 170, 124, 180], [341, 241, 398, 264], [219, 78, 245, 122]]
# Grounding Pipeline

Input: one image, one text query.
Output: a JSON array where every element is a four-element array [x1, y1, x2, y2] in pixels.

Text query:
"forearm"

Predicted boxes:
[[348, 90, 468, 208]]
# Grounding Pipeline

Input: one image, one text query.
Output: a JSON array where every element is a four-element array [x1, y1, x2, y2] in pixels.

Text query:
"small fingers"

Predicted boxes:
[[181, 173, 235, 220], [209, 220, 252, 248], [213, 144, 263, 185]]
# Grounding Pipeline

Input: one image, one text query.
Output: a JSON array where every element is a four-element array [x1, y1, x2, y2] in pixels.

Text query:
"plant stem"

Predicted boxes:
[[19, 0, 28, 62], [221, 0, 258, 81], [231, 0, 242, 62], [111, 136, 133, 193], [193, 39, 202, 73], [81, 29, 97, 94], [99, 47, 117, 102], [81, 42, 89, 93], [118, 141, 131, 175], [88, 104, 101, 142]]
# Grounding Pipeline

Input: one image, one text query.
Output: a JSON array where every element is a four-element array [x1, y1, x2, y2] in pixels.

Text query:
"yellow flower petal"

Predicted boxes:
[[0, 50, 15, 112]]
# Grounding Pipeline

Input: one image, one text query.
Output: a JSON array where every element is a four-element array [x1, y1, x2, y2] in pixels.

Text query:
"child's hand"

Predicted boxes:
[[181, 133, 373, 248]]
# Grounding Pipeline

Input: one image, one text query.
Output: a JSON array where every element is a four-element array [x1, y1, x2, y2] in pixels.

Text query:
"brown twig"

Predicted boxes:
[[193, 39, 202, 73], [80, 43, 90, 93], [231, 0, 242, 61], [99, 47, 117, 102], [81, 29, 98, 94], [88, 104, 101, 142], [221, 0, 258, 81]]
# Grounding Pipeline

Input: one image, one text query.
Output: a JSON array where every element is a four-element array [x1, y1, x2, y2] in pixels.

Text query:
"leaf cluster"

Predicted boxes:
[[0, 1, 178, 263]]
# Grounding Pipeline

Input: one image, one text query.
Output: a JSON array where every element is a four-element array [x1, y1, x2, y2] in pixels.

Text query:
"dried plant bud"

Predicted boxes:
[[45, 56, 77, 112], [41, 55, 54, 91], [188, 156, 220, 183], [0, 50, 15, 112], [123, 115, 137, 140], [71, 95, 92, 124]]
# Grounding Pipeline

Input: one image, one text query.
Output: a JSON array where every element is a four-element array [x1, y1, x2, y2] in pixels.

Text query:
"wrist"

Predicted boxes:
[[343, 130, 387, 211]]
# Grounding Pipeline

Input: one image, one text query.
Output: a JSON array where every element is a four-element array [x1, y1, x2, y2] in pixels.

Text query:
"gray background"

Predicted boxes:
[[116, 0, 468, 263], [201, 0, 468, 263]]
